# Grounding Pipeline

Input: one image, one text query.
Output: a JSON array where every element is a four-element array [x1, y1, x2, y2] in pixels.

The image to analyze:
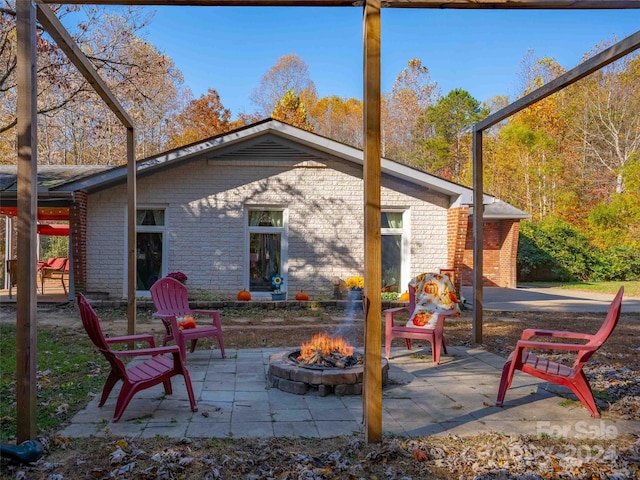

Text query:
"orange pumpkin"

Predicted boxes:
[[399, 291, 410, 302], [412, 311, 432, 327], [295, 290, 309, 301], [177, 315, 196, 329], [237, 289, 251, 301]]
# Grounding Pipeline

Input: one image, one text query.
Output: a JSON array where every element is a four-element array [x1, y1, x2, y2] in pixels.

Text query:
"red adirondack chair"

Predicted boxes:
[[150, 277, 226, 362], [77, 293, 197, 422], [496, 286, 624, 418], [384, 273, 460, 364]]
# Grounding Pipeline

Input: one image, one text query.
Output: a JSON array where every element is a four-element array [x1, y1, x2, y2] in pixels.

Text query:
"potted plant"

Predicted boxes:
[[271, 274, 286, 301], [345, 275, 364, 301]]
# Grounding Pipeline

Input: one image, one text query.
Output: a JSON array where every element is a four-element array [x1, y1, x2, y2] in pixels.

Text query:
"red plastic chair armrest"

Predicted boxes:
[[192, 309, 223, 328], [192, 309, 221, 315], [521, 329, 593, 341], [113, 345, 180, 358], [105, 334, 156, 347], [383, 306, 408, 315], [383, 307, 408, 328], [516, 339, 594, 352]]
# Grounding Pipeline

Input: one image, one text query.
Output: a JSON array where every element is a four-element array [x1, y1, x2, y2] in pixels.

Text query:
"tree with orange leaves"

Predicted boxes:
[[165, 88, 232, 148]]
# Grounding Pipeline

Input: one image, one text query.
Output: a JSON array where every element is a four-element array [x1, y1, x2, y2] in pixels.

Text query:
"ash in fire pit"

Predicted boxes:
[[268, 332, 388, 396]]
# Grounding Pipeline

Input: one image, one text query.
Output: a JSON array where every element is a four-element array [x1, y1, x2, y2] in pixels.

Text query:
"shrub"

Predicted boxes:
[[519, 218, 640, 282], [41, 235, 68, 260], [518, 218, 601, 282], [600, 246, 640, 281]]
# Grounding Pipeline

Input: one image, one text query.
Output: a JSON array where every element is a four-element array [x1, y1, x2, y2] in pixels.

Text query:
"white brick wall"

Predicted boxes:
[[87, 153, 449, 299]]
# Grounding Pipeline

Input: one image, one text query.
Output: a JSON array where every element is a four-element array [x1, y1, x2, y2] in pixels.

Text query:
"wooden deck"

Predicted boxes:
[[0, 279, 70, 304]]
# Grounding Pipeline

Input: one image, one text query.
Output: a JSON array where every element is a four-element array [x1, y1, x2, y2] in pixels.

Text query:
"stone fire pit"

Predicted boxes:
[[268, 349, 389, 396]]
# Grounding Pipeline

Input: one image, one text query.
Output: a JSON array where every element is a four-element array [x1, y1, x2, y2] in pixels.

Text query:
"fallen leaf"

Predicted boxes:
[[109, 446, 126, 465], [412, 449, 429, 462]]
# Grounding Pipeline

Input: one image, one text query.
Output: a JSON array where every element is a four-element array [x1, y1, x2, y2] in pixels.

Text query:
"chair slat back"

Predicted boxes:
[[150, 277, 191, 316], [575, 286, 624, 368], [77, 294, 110, 350], [77, 294, 127, 374], [48, 258, 67, 270], [408, 284, 417, 314]]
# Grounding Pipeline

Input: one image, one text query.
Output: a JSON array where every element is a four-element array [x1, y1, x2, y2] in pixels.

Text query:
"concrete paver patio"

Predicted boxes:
[[59, 345, 638, 440]]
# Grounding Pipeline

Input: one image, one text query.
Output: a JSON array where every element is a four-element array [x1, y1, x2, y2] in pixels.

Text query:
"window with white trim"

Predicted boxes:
[[381, 210, 409, 292], [246, 209, 287, 294], [135, 208, 166, 292]]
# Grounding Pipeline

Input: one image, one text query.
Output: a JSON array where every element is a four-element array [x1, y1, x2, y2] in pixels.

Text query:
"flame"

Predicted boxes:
[[298, 332, 354, 361]]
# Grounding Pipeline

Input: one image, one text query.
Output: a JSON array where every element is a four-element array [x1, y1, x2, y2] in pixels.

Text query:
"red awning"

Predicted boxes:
[[0, 206, 69, 220], [37, 224, 69, 236]]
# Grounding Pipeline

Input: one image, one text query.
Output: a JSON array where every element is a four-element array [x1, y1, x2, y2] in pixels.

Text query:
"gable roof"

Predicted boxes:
[[0, 119, 528, 218], [52, 118, 497, 208]]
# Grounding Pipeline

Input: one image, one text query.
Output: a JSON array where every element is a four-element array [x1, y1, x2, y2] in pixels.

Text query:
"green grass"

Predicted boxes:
[[519, 281, 640, 298], [0, 325, 107, 442]]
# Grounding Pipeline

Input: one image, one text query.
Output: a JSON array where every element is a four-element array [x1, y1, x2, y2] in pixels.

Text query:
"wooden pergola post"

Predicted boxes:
[[15, 0, 38, 443], [472, 126, 483, 344], [362, 0, 382, 443], [127, 128, 136, 334]]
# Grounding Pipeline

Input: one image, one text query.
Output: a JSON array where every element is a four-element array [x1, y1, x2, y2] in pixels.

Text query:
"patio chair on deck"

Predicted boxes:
[[496, 287, 623, 418], [150, 277, 226, 362], [77, 293, 197, 422], [39, 257, 67, 294], [383, 272, 461, 364]]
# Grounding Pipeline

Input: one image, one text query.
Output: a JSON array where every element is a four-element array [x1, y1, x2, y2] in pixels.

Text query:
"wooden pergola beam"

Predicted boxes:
[[470, 29, 640, 343], [477, 30, 640, 130], [35, 4, 133, 128], [37, 0, 640, 7], [35, 2, 138, 335]]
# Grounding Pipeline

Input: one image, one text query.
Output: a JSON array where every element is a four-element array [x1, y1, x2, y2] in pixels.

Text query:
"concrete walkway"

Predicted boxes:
[[461, 286, 640, 312], [60, 345, 638, 440]]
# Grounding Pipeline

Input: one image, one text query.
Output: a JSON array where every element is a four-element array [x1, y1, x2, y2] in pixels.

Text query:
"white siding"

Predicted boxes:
[[86, 147, 449, 299]]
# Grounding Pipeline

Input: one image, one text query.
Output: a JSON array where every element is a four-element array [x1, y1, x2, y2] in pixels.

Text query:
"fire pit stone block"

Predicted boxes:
[[268, 357, 296, 380], [268, 350, 388, 396], [321, 371, 357, 386], [291, 369, 322, 384], [270, 376, 308, 395]]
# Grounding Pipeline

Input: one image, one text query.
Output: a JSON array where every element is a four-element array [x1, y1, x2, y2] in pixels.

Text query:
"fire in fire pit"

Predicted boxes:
[[296, 332, 363, 369], [268, 332, 388, 396]]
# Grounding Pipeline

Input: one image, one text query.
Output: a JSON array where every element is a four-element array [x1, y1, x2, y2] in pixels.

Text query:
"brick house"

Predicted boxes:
[[1, 119, 528, 300]]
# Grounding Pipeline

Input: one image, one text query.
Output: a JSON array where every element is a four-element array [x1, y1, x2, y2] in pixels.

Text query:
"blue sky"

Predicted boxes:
[[134, 7, 638, 117]]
